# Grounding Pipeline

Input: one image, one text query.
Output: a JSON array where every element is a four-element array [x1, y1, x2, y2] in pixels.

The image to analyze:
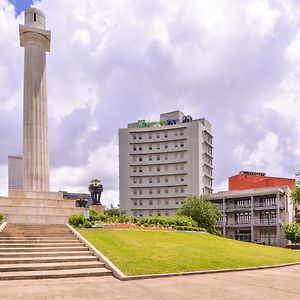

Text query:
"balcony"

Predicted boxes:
[[254, 201, 284, 210], [254, 218, 280, 226], [226, 204, 251, 211], [227, 221, 251, 227]]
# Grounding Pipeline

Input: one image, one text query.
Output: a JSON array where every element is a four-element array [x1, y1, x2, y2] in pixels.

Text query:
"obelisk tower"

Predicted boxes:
[[19, 8, 51, 192]]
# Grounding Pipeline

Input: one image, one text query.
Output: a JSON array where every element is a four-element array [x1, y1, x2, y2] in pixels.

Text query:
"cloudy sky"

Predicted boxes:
[[1, 0, 300, 206]]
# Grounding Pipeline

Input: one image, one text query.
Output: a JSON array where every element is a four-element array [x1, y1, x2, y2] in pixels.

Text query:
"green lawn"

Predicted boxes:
[[78, 229, 300, 275]]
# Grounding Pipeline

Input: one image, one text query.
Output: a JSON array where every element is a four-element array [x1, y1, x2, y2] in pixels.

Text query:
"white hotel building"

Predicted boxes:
[[119, 111, 213, 217]]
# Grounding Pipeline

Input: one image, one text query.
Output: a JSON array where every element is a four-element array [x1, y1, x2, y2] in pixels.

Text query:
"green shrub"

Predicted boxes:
[[0, 213, 3, 223], [172, 225, 207, 232], [88, 209, 101, 222], [69, 213, 84, 227], [284, 223, 300, 244], [83, 220, 92, 228]]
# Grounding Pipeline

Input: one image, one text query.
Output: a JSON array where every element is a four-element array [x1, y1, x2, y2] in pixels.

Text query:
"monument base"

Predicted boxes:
[[0, 189, 84, 224], [90, 204, 105, 215]]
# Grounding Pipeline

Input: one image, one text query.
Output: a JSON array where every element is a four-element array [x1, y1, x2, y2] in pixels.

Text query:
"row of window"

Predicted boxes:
[[133, 152, 185, 162], [133, 175, 185, 184], [132, 130, 185, 140], [133, 198, 185, 206], [133, 187, 185, 195], [202, 132, 213, 144], [133, 142, 185, 152], [133, 210, 173, 217], [133, 164, 185, 173]]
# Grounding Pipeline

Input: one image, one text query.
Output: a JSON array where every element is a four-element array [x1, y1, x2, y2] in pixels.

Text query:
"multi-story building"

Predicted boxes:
[[209, 186, 294, 247], [119, 110, 213, 217], [8, 155, 23, 190]]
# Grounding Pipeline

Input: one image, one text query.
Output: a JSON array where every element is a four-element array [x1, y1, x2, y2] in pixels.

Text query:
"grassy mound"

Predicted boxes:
[[78, 229, 300, 275]]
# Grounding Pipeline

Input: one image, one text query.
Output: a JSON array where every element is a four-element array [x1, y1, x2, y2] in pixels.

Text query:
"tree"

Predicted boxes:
[[283, 223, 300, 244], [105, 204, 126, 217], [291, 171, 300, 205], [177, 195, 220, 234]]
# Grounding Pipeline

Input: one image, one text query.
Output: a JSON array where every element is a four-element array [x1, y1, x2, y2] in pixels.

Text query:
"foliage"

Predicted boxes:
[[68, 213, 84, 227], [0, 213, 3, 223], [105, 205, 126, 217], [284, 223, 300, 244], [88, 209, 101, 222], [291, 171, 300, 205], [78, 229, 300, 276], [177, 195, 220, 234], [90, 178, 101, 186], [83, 220, 93, 228]]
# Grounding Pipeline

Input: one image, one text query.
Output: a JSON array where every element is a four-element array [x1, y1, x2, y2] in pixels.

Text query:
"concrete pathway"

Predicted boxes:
[[0, 265, 300, 300]]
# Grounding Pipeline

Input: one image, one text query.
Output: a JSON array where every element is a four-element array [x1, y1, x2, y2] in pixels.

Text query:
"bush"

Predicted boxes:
[[0, 213, 3, 223], [284, 223, 300, 244], [69, 213, 84, 227], [172, 225, 207, 232], [83, 220, 92, 228], [88, 209, 101, 222], [105, 205, 126, 217]]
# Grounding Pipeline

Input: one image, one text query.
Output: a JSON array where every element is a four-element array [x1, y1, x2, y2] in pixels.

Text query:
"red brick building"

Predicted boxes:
[[229, 171, 295, 191]]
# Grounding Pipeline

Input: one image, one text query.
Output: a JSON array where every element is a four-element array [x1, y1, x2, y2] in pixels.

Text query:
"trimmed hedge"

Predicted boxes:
[[69, 211, 205, 232]]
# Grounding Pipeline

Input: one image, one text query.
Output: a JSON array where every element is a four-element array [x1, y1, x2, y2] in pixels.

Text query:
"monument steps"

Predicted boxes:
[[0, 224, 113, 280], [0, 256, 99, 264], [0, 261, 105, 272], [0, 268, 112, 280]]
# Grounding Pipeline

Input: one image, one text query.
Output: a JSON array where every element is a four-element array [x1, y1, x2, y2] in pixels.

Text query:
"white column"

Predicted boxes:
[[19, 8, 51, 192]]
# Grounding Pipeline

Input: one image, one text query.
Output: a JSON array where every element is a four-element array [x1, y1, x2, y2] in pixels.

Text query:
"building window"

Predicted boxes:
[[139, 213, 143, 217], [165, 155, 168, 160], [157, 189, 161, 194], [165, 177, 168, 183], [180, 152, 184, 158], [175, 200, 179, 205], [149, 144, 153, 150], [164, 165, 168, 171], [138, 134, 142, 140], [133, 210, 137, 216], [157, 200, 161, 206], [139, 178, 142, 184], [175, 143, 178, 148], [133, 167, 137, 173], [133, 156, 137, 162], [133, 200, 137, 206], [180, 164, 184, 170], [180, 176, 184, 182], [165, 199, 169, 205], [133, 178, 137, 184], [180, 143, 184, 147], [133, 134, 137, 140], [157, 133, 160, 138], [158, 211, 161, 216], [181, 187, 184, 193], [149, 189, 153, 195], [175, 176, 178, 182], [139, 146, 142, 151], [139, 200, 143, 206], [180, 130, 184, 136], [139, 167, 143, 173], [175, 188, 178, 193], [139, 156, 142, 162], [133, 189, 137, 195], [149, 200, 153, 205], [165, 189, 169, 194], [149, 155, 152, 161], [149, 177, 153, 183], [157, 156, 160, 161], [157, 177, 161, 183], [149, 212, 152, 216], [175, 153, 178, 159], [164, 132, 168, 138], [149, 166, 152, 172], [165, 211, 169, 216], [157, 166, 161, 172], [133, 146, 137, 151], [139, 189, 143, 195], [148, 133, 152, 139], [175, 131, 178, 136], [164, 143, 168, 149], [156, 144, 160, 150]]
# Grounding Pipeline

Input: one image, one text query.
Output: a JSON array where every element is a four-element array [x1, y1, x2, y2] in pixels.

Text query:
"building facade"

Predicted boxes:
[[229, 171, 295, 191], [209, 186, 294, 247], [8, 156, 23, 190], [119, 111, 213, 217]]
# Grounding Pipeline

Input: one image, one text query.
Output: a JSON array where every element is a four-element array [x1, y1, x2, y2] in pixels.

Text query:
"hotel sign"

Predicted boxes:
[[137, 119, 177, 128]]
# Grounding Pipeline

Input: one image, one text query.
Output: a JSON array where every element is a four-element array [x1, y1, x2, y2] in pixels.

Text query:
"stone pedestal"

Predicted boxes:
[[0, 190, 84, 224], [90, 204, 105, 215]]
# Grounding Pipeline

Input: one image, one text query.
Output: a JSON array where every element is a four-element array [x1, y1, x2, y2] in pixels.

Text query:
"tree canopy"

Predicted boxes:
[[177, 195, 220, 234]]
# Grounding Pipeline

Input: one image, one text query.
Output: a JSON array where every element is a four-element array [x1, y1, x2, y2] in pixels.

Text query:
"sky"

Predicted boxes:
[[1, 0, 300, 207]]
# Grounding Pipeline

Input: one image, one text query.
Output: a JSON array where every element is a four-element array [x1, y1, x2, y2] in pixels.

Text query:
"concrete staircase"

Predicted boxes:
[[0, 224, 112, 280]]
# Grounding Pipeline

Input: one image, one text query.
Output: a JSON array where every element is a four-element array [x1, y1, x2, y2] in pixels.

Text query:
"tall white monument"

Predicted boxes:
[[19, 8, 51, 192]]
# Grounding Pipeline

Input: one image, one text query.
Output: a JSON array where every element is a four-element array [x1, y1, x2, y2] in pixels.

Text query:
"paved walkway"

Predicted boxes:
[[1, 265, 300, 300]]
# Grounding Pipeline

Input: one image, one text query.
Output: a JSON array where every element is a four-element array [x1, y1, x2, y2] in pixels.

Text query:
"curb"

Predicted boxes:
[[66, 224, 127, 280], [66, 225, 300, 281], [0, 221, 7, 233]]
